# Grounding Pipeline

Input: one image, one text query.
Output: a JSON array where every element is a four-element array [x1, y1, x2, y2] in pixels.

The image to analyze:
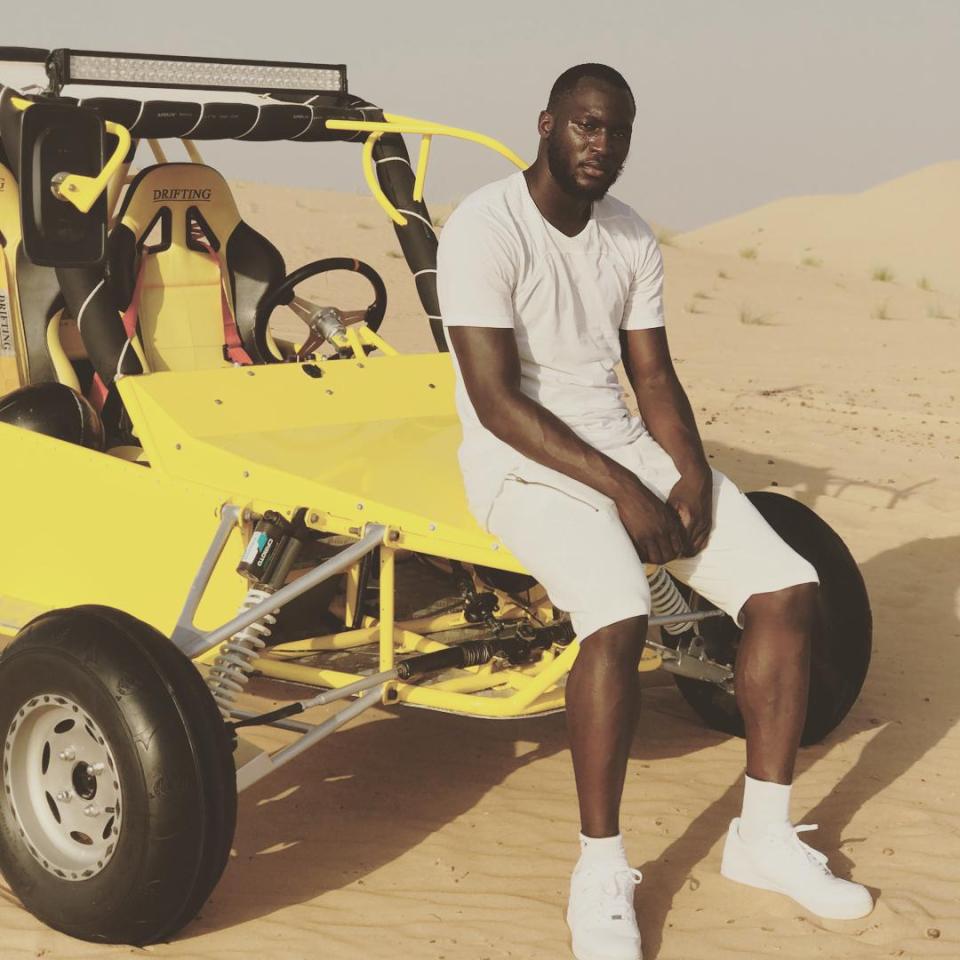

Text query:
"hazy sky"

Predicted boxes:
[[4, 0, 958, 230]]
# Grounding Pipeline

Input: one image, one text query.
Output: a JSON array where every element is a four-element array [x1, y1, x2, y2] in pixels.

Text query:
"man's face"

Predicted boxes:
[[544, 80, 634, 202]]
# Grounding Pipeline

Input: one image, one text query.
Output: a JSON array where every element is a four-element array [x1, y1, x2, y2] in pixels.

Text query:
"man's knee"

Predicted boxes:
[[742, 580, 819, 630], [579, 614, 648, 665]]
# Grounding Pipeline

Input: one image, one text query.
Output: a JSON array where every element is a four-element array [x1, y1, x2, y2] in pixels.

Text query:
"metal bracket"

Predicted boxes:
[[171, 503, 386, 660]]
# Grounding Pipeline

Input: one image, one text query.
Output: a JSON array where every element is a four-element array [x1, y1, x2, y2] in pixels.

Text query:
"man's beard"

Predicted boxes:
[[547, 134, 623, 202]]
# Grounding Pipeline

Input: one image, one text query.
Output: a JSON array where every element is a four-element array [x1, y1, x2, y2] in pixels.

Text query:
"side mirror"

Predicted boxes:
[[19, 101, 107, 267]]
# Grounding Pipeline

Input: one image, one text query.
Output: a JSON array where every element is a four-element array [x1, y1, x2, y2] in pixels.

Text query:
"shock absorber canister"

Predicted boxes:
[[207, 510, 306, 719]]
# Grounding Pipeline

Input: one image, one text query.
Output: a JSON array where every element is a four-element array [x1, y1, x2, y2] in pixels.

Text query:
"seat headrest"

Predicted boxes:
[[116, 163, 242, 249]]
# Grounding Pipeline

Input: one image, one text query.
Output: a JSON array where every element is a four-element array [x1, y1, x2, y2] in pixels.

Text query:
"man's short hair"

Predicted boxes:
[[547, 63, 636, 114]]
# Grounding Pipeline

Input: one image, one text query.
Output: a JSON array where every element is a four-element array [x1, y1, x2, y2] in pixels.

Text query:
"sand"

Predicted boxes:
[[2, 164, 958, 959]]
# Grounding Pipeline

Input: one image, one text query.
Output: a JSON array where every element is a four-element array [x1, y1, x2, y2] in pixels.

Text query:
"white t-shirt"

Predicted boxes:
[[437, 169, 666, 532]]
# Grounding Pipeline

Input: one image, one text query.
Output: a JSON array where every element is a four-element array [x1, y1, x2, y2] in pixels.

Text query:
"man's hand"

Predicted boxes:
[[667, 468, 713, 557], [614, 476, 689, 565]]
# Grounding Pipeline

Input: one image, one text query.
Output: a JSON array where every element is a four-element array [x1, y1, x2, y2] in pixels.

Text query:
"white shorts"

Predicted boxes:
[[485, 432, 819, 641]]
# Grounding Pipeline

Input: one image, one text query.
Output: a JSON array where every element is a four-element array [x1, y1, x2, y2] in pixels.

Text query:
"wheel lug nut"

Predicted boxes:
[[86, 762, 105, 776], [83, 804, 100, 817], [55, 790, 73, 802], [58, 747, 76, 762]]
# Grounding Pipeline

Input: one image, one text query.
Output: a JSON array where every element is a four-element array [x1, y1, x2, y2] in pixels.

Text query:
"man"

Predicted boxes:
[[437, 63, 873, 960]]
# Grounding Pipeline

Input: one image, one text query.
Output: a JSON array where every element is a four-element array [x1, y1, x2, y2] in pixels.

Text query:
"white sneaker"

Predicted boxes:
[[720, 817, 873, 920], [566, 860, 643, 960]]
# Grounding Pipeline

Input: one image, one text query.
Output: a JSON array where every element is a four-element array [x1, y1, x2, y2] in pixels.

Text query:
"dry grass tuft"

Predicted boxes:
[[800, 256, 822, 268], [739, 305, 775, 326], [871, 266, 895, 283], [739, 247, 758, 260]]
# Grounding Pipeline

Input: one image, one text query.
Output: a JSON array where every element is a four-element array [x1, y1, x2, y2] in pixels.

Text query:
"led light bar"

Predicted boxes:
[[47, 49, 347, 96]]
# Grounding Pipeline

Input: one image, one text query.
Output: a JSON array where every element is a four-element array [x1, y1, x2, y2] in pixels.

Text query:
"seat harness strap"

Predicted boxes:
[[120, 230, 255, 368]]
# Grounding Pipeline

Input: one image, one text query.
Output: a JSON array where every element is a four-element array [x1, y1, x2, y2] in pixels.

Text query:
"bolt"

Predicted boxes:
[[83, 804, 100, 818], [58, 748, 76, 762], [86, 762, 105, 777], [356, 503, 364, 511], [428, 522, 437, 531], [309, 513, 320, 524], [56, 790, 73, 803]]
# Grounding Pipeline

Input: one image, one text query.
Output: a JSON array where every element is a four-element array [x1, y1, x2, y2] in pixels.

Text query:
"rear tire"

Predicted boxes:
[[0, 605, 237, 944], [668, 492, 872, 746]]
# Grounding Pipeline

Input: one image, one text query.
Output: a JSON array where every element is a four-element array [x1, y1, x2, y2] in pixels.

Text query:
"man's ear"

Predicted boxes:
[[537, 110, 553, 139]]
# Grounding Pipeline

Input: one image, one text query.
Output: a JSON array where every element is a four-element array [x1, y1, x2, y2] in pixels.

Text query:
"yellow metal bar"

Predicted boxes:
[[413, 133, 432, 203], [270, 625, 379, 653], [358, 325, 399, 357], [252, 659, 367, 691], [147, 139, 168, 164], [181, 139, 205, 164], [360, 130, 406, 226], [392, 678, 567, 718], [638, 649, 663, 672], [330, 114, 528, 171], [328, 114, 527, 227], [379, 544, 395, 671], [345, 324, 366, 361], [427, 669, 512, 694], [344, 561, 360, 626], [55, 121, 132, 214]]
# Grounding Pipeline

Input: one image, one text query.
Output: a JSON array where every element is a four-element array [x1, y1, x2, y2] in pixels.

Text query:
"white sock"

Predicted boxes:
[[578, 832, 628, 866], [739, 775, 792, 843]]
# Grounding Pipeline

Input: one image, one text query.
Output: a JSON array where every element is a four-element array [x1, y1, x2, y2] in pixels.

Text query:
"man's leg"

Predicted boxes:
[[565, 614, 647, 838], [736, 582, 815, 785], [482, 470, 649, 960], [564, 615, 647, 960]]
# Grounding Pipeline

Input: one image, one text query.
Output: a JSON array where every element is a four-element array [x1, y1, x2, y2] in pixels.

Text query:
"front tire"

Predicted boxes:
[[668, 492, 872, 746], [0, 605, 237, 944]]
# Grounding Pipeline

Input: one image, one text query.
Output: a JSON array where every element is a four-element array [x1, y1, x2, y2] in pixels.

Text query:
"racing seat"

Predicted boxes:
[[46, 162, 291, 400]]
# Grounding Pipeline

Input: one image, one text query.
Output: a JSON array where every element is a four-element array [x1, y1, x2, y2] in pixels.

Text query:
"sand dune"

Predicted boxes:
[[1, 168, 958, 959], [678, 161, 960, 299]]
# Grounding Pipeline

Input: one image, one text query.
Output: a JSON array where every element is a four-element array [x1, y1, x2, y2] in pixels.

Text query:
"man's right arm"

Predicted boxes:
[[445, 325, 687, 564]]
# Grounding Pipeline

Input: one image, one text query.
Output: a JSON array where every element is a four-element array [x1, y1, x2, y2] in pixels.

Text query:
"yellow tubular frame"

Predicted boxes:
[[10, 97, 131, 216], [54, 121, 131, 214], [244, 531, 664, 718], [328, 113, 528, 226]]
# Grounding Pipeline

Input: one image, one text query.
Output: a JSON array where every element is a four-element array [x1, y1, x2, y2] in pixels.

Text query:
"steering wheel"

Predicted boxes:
[[254, 257, 387, 363]]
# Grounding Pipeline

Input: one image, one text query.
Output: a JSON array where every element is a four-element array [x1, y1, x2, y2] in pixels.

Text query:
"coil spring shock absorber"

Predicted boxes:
[[207, 586, 280, 718], [647, 566, 696, 644], [207, 509, 306, 719]]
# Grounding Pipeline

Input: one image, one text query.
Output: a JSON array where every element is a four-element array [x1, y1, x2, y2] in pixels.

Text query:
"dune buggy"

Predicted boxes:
[[0, 46, 871, 945]]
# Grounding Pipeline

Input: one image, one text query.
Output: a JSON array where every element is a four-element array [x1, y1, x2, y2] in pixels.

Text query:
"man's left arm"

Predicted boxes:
[[620, 321, 713, 557]]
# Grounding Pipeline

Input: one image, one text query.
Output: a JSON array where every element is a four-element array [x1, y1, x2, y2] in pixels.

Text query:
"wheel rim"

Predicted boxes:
[[3, 695, 123, 881]]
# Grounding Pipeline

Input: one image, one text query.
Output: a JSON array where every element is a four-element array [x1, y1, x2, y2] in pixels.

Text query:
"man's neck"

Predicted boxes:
[[522, 164, 592, 237]]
